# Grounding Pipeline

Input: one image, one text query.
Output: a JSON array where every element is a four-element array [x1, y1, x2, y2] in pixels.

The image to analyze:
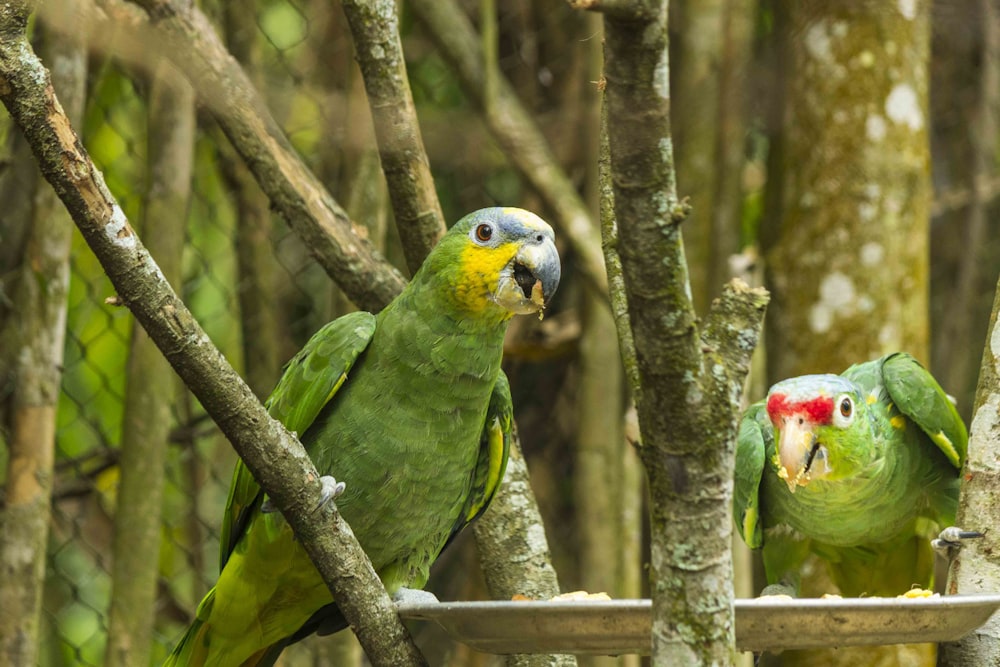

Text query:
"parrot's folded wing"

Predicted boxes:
[[882, 352, 968, 470], [443, 370, 513, 551], [219, 311, 377, 570], [734, 402, 768, 549]]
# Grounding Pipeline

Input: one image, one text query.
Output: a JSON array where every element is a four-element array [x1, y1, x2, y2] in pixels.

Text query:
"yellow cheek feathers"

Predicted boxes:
[[453, 241, 519, 314]]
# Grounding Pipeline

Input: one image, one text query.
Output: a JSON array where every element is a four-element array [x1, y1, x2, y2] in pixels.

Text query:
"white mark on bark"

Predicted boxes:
[[898, 0, 917, 20], [805, 21, 832, 62], [885, 83, 923, 131], [859, 202, 877, 222], [105, 206, 136, 249], [809, 271, 856, 333], [991, 319, 1000, 371], [653, 48, 670, 99], [860, 242, 884, 266], [878, 322, 900, 348], [969, 393, 1000, 472], [866, 114, 887, 141]]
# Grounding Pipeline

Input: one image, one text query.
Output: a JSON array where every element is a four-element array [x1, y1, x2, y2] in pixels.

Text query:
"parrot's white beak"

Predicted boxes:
[[494, 237, 561, 316], [776, 418, 830, 493]]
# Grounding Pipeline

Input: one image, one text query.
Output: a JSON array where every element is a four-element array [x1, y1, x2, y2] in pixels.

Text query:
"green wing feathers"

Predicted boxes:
[[446, 371, 513, 546], [882, 352, 968, 469], [733, 403, 767, 549], [218, 312, 376, 570]]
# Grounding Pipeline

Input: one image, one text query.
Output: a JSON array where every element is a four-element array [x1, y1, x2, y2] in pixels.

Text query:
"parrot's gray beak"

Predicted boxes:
[[776, 418, 830, 493], [495, 235, 561, 316]]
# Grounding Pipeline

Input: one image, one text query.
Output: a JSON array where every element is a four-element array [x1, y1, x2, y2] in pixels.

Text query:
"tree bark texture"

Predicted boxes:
[[762, 0, 931, 381], [0, 5, 426, 664], [760, 3, 933, 666], [340, 0, 446, 273], [473, 434, 577, 667], [598, 3, 771, 664], [104, 62, 194, 667], [408, 0, 610, 299], [939, 271, 1000, 665], [0, 25, 85, 666]]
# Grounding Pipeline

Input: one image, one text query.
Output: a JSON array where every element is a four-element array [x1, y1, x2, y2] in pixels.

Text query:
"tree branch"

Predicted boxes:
[[0, 4, 424, 665], [340, 0, 446, 273]]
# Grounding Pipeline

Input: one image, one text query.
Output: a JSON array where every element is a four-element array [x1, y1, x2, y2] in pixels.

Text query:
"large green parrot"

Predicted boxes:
[[734, 352, 976, 597], [165, 208, 560, 666]]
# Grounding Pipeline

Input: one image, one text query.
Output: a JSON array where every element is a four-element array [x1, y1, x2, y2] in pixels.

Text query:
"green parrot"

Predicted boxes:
[[734, 352, 975, 597], [165, 208, 560, 666]]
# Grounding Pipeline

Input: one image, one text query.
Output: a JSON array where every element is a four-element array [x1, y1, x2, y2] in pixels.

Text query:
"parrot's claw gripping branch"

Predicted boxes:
[[932, 526, 985, 555], [259, 476, 347, 515], [392, 587, 441, 606], [313, 476, 347, 513]]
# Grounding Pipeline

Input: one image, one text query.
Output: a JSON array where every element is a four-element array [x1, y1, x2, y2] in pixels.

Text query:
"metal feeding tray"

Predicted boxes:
[[396, 595, 1000, 655]]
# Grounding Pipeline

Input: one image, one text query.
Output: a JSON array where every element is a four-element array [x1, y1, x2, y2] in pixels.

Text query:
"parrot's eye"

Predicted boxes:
[[840, 397, 852, 417], [833, 395, 854, 428], [475, 224, 493, 243]]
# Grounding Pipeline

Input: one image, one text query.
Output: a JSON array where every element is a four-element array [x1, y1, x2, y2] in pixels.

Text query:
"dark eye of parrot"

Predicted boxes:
[[475, 224, 493, 242], [840, 397, 852, 418]]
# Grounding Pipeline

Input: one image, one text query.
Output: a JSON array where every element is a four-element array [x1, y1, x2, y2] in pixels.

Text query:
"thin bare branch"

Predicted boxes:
[[341, 0, 446, 273]]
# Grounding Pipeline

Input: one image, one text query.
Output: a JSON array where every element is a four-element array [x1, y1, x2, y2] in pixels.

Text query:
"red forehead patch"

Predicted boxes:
[[766, 393, 834, 425]]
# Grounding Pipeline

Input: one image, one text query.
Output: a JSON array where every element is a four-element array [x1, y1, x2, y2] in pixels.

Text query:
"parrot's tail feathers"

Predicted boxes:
[[238, 645, 282, 667], [162, 616, 212, 667], [236, 605, 349, 667], [163, 587, 219, 667]]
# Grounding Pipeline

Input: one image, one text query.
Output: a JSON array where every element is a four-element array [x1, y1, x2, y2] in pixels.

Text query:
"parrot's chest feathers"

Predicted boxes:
[[763, 442, 935, 547], [303, 320, 504, 572]]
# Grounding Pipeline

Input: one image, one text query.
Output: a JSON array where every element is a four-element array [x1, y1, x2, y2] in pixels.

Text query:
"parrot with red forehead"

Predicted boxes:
[[733, 352, 975, 597]]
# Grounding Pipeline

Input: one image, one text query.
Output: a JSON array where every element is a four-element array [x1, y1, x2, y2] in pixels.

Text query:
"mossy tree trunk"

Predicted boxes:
[[760, 2, 932, 665]]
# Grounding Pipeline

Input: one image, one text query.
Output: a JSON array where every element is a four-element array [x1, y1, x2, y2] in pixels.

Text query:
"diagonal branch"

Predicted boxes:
[[341, 0, 446, 273], [0, 4, 424, 665]]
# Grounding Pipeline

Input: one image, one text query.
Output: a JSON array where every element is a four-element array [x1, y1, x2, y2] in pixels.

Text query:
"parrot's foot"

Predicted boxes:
[[759, 583, 797, 599], [259, 476, 346, 515], [932, 526, 984, 556], [313, 475, 347, 513], [392, 587, 440, 606]]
